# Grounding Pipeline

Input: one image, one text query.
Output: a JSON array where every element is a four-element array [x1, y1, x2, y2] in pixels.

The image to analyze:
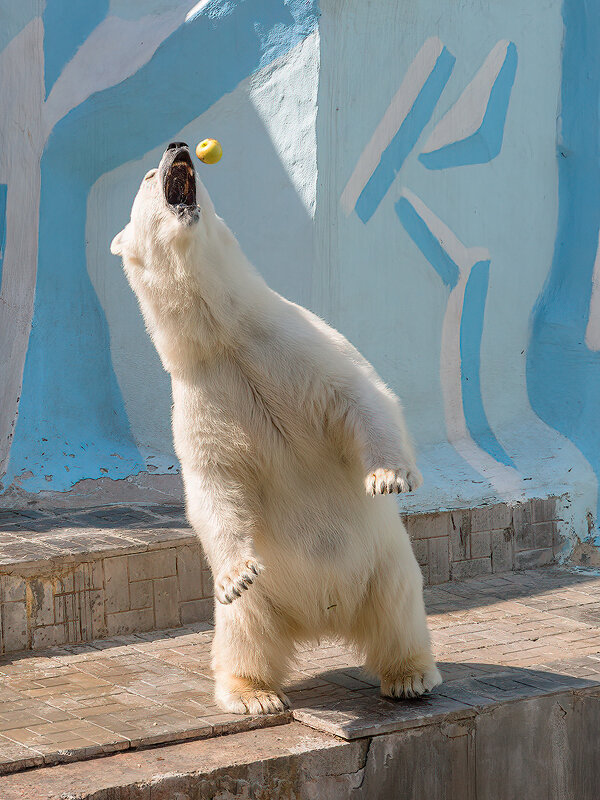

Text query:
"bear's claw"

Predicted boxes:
[[365, 467, 423, 496], [215, 558, 263, 604]]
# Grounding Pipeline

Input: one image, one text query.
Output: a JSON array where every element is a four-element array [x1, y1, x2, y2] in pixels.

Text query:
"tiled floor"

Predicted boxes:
[[0, 566, 599, 774]]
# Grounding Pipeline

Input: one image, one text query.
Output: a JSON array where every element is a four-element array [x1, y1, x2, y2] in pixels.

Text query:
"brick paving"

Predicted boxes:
[[0, 504, 192, 565], [0, 565, 598, 774]]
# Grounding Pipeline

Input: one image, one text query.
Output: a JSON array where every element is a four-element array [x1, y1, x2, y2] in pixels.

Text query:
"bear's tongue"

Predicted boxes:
[[166, 161, 196, 207]]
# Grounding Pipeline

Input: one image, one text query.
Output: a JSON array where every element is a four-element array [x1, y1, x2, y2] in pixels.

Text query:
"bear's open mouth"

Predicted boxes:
[[164, 150, 197, 208]]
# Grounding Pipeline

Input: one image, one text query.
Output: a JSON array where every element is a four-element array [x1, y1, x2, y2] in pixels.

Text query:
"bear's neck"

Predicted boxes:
[[138, 220, 269, 377]]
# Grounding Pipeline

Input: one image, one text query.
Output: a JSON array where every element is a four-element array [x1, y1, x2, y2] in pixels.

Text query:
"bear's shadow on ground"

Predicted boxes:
[[287, 661, 595, 715]]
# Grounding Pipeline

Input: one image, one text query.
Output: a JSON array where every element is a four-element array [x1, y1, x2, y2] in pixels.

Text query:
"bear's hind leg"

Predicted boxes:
[[349, 538, 442, 699], [212, 596, 293, 715]]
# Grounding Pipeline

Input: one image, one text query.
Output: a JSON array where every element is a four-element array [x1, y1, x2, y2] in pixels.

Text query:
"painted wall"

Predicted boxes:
[[1, 0, 599, 553]]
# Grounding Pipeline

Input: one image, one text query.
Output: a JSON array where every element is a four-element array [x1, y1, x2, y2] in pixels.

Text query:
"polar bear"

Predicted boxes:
[[111, 143, 442, 714]]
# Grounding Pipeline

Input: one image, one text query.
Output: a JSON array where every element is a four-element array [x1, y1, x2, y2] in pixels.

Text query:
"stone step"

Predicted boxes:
[[0, 565, 598, 797], [0, 498, 562, 654], [3, 700, 600, 800]]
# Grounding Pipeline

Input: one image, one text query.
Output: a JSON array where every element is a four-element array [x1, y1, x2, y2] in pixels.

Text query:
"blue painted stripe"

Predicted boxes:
[[0, 184, 6, 288], [394, 195, 460, 288], [419, 43, 518, 170], [355, 46, 455, 223], [461, 261, 514, 467]]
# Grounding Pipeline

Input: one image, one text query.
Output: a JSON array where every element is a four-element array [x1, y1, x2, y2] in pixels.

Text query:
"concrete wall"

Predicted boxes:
[[1, 1, 599, 556]]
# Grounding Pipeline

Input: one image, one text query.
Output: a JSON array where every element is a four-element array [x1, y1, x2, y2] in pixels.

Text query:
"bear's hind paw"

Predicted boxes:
[[216, 682, 290, 715], [380, 665, 442, 699]]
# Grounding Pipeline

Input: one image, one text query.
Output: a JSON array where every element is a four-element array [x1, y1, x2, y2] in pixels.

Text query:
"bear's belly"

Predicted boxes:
[[255, 465, 404, 614], [255, 494, 404, 636]]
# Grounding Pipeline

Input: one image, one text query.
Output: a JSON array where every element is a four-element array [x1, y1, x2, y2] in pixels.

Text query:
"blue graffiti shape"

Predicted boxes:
[[394, 195, 459, 288], [7, 0, 319, 493], [355, 47, 456, 224], [419, 43, 517, 170], [395, 198, 513, 467], [527, 1, 600, 532], [461, 261, 515, 467], [43, 0, 109, 99], [0, 184, 6, 287]]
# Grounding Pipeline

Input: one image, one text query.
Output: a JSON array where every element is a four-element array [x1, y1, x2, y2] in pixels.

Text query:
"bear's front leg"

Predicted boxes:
[[338, 367, 424, 497], [185, 471, 264, 605]]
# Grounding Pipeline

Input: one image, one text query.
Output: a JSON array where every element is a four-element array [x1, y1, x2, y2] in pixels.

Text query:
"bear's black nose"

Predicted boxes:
[[167, 141, 188, 150]]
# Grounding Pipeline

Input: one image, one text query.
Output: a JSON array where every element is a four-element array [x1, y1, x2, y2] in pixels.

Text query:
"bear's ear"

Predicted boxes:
[[110, 224, 131, 257]]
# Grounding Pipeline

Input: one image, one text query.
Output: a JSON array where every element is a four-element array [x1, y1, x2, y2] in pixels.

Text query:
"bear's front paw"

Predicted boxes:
[[215, 558, 264, 605], [365, 467, 423, 496]]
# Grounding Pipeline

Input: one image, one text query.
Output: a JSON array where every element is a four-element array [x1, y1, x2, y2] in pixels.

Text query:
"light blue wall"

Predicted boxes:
[[1, 0, 318, 492], [528, 1, 600, 547], [1, 0, 599, 551], [312, 0, 596, 535]]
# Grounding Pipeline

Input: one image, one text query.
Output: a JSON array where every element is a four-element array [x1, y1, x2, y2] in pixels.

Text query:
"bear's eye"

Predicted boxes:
[[144, 169, 157, 181]]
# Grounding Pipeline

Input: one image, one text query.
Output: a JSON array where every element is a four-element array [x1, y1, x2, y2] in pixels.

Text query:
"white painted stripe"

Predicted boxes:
[[585, 230, 600, 350], [0, 18, 44, 477], [186, 1, 212, 22], [43, 3, 197, 136], [421, 40, 509, 155], [340, 37, 445, 215]]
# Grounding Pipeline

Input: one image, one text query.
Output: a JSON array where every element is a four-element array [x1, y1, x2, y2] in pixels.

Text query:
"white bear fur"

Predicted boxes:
[[111, 157, 442, 714]]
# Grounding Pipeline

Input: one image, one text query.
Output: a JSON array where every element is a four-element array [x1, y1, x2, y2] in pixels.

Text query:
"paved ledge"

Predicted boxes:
[[0, 504, 213, 653], [0, 498, 562, 653], [0, 566, 598, 779], [0, 504, 194, 566]]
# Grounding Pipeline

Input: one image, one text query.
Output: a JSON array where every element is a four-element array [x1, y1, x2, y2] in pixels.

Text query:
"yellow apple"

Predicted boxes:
[[195, 138, 223, 164]]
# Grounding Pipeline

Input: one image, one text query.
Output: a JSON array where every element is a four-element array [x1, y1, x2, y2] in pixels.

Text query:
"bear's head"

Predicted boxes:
[[110, 142, 249, 367], [110, 142, 216, 268]]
